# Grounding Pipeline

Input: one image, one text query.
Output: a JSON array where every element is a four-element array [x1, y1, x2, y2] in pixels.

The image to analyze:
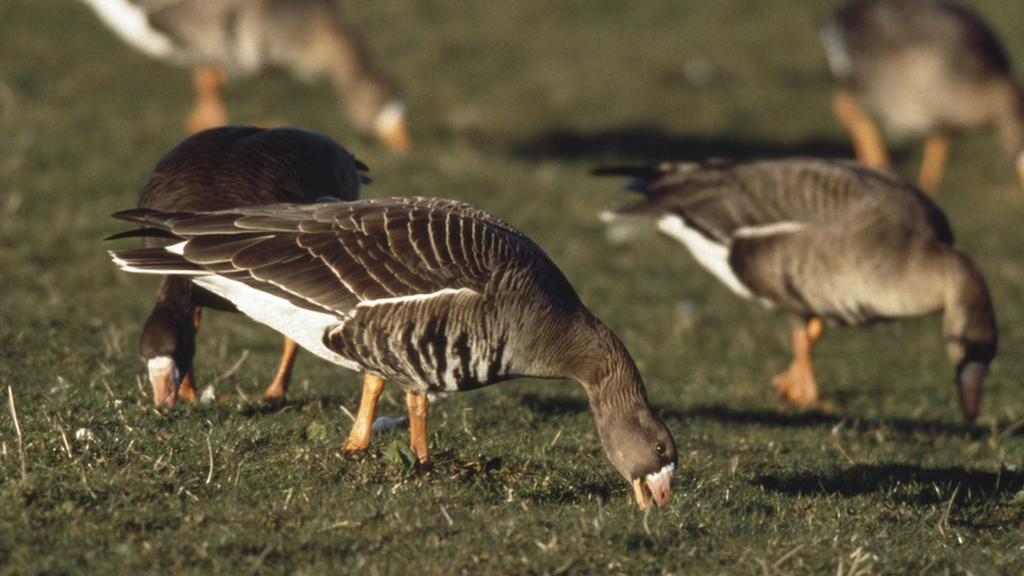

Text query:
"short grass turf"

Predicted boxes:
[[3, 0, 1024, 574]]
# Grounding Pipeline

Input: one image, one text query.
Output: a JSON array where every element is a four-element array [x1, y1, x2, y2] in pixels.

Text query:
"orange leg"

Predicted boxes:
[[406, 392, 431, 466], [772, 317, 824, 407], [177, 306, 203, 402], [178, 369, 198, 403], [186, 66, 228, 134], [340, 374, 385, 452], [917, 132, 950, 194], [257, 337, 299, 401], [833, 91, 890, 168]]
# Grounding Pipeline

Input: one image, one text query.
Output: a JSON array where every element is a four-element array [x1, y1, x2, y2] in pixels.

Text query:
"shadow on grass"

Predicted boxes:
[[756, 462, 1024, 503], [429, 447, 619, 507], [518, 392, 591, 417], [512, 396, 1006, 441], [203, 394, 355, 417], [675, 403, 996, 439], [508, 126, 915, 164]]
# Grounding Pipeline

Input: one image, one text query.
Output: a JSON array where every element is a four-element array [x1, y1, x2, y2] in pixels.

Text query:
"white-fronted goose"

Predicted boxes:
[[79, 0, 411, 152], [596, 158, 996, 420], [109, 197, 677, 509], [132, 125, 367, 407], [820, 0, 1024, 193]]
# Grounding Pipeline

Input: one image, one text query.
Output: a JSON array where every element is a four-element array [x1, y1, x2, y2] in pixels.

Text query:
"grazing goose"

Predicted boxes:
[[596, 158, 996, 421], [78, 0, 411, 152], [108, 197, 677, 509], [132, 125, 367, 407], [820, 0, 1024, 193]]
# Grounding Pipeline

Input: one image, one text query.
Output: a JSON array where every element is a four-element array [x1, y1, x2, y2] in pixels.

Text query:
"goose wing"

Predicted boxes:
[[600, 158, 952, 244], [112, 197, 534, 317], [597, 158, 957, 321], [112, 197, 565, 389]]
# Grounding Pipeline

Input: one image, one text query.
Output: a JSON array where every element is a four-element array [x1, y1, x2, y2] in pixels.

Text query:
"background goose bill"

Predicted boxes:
[[147, 356, 181, 407], [632, 463, 675, 509], [1015, 150, 1024, 193], [957, 361, 987, 422], [374, 101, 411, 154]]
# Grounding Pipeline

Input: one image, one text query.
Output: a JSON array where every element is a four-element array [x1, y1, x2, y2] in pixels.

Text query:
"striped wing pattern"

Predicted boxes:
[[600, 158, 958, 325], [112, 197, 563, 392]]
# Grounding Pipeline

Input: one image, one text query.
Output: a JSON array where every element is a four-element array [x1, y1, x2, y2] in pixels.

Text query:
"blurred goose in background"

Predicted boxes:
[[79, 0, 411, 153], [109, 197, 677, 509], [596, 158, 996, 421], [820, 0, 1024, 193], [131, 125, 368, 407]]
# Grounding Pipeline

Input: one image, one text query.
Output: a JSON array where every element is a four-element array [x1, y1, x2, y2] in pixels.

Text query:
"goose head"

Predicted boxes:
[[139, 306, 195, 408], [594, 404, 677, 509], [948, 325, 997, 422], [942, 251, 998, 422]]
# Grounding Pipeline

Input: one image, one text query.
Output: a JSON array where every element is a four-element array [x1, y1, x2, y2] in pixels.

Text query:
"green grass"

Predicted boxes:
[[3, 0, 1024, 573]]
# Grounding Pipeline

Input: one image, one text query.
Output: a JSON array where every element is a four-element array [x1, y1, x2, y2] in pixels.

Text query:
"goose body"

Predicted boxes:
[[110, 197, 677, 509], [133, 125, 367, 407], [597, 158, 996, 420], [79, 0, 410, 151], [820, 0, 1024, 192]]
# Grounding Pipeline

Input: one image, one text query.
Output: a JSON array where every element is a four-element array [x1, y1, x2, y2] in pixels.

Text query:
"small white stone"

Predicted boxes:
[[200, 386, 217, 404], [370, 416, 407, 434]]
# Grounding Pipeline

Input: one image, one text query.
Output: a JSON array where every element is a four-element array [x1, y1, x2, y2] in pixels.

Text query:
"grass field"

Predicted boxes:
[[3, 0, 1024, 573]]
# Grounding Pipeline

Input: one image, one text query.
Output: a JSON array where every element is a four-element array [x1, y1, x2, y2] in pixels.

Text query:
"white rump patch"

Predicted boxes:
[[598, 209, 619, 224], [599, 210, 648, 246], [79, 0, 175, 59], [189, 275, 362, 372], [656, 215, 754, 299]]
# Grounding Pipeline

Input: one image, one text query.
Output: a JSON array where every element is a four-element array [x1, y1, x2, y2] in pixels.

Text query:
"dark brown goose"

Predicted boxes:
[[133, 125, 367, 407], [109, 197, 677, 508], [596, 158, 996, 420], [820, 0, 1024, 193], [79, 0, 411, 152]]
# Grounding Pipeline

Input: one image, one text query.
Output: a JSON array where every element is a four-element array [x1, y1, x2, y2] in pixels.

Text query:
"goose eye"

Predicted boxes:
[[655, 443, 666, 455]]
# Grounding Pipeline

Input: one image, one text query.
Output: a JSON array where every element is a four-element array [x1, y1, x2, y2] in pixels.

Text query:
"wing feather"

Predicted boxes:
[[111, 198, 540, 319]]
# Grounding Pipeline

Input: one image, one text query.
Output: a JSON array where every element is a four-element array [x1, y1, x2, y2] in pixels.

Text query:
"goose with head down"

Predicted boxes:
[[132, 125, 368, 407], [820, 0, 1024, 193], [596, 157, 996, 421], [109, 197, 677, 509], [78, 0, 411, 152]]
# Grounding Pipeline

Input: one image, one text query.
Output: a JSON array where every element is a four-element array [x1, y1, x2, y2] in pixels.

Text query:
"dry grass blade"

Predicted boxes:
[[7, 386, 26, 481]]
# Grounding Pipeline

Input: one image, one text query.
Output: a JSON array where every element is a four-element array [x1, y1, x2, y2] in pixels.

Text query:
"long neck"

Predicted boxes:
[[559, 311, 651, 418], [140, 276, 197, 361], [942, 250, 997, 368], [314, 18, 397, 132]]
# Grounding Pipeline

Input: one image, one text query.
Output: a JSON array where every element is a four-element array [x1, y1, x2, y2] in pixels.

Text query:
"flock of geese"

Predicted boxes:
[[91, 0, 1020, 508]]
